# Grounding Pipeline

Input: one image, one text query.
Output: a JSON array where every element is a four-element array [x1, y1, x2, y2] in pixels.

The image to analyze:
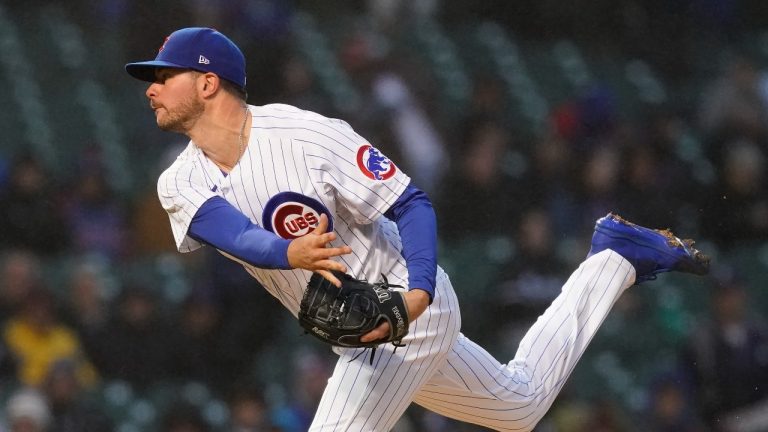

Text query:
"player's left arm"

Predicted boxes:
[[361, 184, 435, 343]]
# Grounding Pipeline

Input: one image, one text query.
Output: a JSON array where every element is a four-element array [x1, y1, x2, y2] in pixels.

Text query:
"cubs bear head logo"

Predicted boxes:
[[356, 145, 396, 181]]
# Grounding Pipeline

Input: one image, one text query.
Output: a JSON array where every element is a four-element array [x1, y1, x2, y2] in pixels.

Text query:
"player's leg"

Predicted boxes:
[[412, 214, 709, 431], [309, 270, 462, 432], [414, 249, 634, 431]]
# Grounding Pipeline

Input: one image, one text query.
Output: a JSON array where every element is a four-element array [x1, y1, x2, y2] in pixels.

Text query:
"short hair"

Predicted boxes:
[[190, 70, 248, 101], [220, 78, 248, 101]]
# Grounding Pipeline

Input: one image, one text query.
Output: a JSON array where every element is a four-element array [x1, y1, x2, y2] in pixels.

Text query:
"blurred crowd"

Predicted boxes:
[[2, 1, 768, 431]]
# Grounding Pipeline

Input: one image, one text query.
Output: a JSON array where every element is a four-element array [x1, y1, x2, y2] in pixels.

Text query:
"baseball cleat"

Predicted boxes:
[[587, 213, 710, 284]]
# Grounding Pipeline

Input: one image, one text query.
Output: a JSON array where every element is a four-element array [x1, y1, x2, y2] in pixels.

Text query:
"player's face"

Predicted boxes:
[[146, 68, 204, 133]]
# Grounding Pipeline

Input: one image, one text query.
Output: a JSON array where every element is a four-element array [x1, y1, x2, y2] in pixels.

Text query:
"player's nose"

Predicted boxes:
[[145, 82, 160, 99]]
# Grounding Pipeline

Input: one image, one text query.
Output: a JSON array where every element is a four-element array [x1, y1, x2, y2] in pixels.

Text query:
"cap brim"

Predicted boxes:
[[125, 60, 189, 82]]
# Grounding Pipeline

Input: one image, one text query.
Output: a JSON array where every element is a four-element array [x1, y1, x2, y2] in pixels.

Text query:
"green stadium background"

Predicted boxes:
[[1, 1, 767, 431]]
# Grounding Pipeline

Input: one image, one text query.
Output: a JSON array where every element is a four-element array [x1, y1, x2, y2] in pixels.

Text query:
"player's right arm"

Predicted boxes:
[[189, 198, 350, 285], [157, 155, 350, 283]]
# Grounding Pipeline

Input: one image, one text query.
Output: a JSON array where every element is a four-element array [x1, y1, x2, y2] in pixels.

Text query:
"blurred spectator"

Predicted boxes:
[[627, 106, 712, 230], [119, 2, 194, 68], [161, 402, 211, 432], [699, 56, 768, 145], [459, 75, 508, 133], [218, 0, 293, 103], [0, 153, 69, 255], [62, 260, 110, 361], [130, 186, 178, 255], [683, 270, 768, 428], [552, 84, 619, 149], [0, 250, 43, 321], [576, 85, 620, 143], [170, 292, 230, 387], [642, 372, 706, 432], [546, 396, 592, 432], [228, 383, 282, 432], [617, 142, 674, 226], [273, 348, 334, 432], [517, 131, 580, 237], [576, 142, 623, 226], [435, 118, 514, 242], [197, 251, 285, 385], [4, 388, 51, 432], [581, 398, 632, 431], [366, 0, 439, 30], [701, 138, 768, 248], [276, 55, 333, 116], [131, 141, 187, 256], [43, 360, 113, 432], [2, 287, 98, 388], [497, 207, 566, 307], [0, 335, 16, 383], [62, 165, 128, 261], [89, 285, 173, 389], [0, 156, 10, 190]]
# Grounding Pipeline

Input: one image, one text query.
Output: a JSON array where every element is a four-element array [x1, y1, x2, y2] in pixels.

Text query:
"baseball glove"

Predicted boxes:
[[299, 271, 410, 352]]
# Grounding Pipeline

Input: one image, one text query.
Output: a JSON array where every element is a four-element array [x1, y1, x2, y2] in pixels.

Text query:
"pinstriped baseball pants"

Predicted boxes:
[[310, 250, 635, 431]]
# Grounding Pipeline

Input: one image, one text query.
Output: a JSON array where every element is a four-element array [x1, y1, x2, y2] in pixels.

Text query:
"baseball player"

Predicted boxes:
[[125, 27, 709, 431]]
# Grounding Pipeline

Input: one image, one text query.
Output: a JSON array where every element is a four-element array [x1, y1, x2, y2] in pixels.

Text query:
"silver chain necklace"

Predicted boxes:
[[236, 105, 249, 166]]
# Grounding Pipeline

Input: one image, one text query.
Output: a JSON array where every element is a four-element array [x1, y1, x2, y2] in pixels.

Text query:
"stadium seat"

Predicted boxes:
[[290, 11, 362, 114], [403, 17, 472, 118], [470, 21, 549, 136], [0, 5, 56, 169]]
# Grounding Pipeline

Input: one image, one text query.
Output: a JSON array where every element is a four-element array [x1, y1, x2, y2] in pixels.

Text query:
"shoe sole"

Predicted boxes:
[[595, 214, 710, 275]]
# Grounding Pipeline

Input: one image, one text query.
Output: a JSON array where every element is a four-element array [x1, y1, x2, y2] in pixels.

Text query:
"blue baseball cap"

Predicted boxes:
[[125, 27, 246, 89]]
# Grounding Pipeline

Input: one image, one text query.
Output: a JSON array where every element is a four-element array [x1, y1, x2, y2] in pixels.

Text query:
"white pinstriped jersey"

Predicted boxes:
[[157, 103, 639, 432], [158, 103, 417, 316]]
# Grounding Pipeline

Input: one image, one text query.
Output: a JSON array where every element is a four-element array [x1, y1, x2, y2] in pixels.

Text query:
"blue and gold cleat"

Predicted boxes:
[[588, 213, 710, 284]]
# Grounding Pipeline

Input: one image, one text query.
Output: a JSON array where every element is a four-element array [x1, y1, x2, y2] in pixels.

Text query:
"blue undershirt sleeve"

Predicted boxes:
[[384, 184, 437, 302], [187, 196, 292, 269]]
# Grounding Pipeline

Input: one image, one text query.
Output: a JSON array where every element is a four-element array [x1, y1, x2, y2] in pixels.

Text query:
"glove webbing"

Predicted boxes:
[[348, 275, 407, 365]]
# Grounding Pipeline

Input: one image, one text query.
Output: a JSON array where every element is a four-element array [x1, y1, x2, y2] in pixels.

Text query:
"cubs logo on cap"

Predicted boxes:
[[262, 192, 333, 239], [356, 144, 397, 181]]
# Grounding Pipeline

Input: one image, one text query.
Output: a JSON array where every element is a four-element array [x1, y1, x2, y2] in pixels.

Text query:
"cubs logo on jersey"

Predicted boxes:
[[262, 192, 333, 239], [356, 144, 397, 181]]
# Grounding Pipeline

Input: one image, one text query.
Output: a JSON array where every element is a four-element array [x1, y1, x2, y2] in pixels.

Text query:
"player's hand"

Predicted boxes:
[[287, 214, 352, 286], [359, 289, 429, 343]]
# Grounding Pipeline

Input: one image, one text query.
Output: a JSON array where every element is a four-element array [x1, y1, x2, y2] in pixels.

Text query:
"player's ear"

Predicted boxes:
[[198, 72, 219, 97]]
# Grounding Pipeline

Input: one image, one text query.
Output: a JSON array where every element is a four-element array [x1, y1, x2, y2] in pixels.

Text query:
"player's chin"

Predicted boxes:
[[156, 116, 183, 133], [156, 118, 172, 131], [153, 110, 166, 126]]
